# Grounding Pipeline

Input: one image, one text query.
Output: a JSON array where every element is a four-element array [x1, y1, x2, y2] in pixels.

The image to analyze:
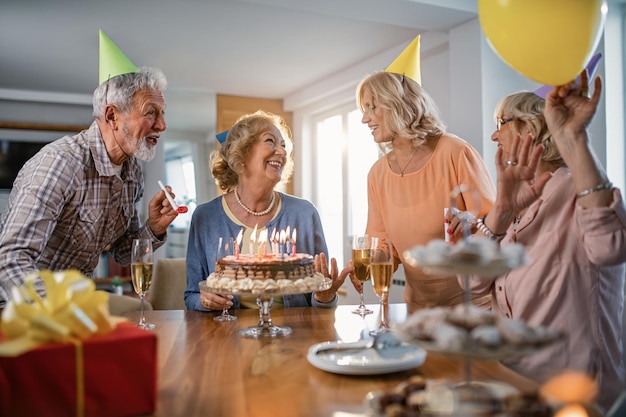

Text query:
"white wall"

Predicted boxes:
[[605, 3, 626, 193]]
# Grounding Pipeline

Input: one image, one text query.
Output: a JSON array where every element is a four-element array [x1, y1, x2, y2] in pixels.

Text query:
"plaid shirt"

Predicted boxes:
[[0, 122, 164, 306]]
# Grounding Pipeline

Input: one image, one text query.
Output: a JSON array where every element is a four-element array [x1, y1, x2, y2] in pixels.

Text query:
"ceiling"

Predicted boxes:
[[0, 0, 477, 132]]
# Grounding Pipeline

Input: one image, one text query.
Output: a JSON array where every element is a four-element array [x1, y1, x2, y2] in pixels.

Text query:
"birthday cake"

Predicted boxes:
[[204, 253, 329, 294]]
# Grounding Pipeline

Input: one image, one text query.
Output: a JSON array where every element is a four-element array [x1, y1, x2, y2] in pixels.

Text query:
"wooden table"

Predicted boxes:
[[124, 304, 538, 417]]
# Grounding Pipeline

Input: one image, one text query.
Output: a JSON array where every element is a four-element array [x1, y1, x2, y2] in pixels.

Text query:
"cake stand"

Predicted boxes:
[[200, 276, 332, 338], [402, 244, 530, 385]]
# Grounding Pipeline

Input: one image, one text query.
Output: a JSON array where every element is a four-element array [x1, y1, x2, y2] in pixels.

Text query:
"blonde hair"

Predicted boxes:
[[494, 92, 565, 167], [210, 110, 294, 192], [356, 71, 446, 152]]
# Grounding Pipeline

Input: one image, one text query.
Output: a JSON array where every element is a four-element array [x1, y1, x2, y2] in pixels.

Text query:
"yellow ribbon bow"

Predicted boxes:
[[0, 269, 122, 356]]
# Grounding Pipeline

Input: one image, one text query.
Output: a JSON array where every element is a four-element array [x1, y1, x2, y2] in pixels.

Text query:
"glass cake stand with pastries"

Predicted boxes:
[[391, 186, 565, 416], [200, 250, 332, 339], [400, 232, 561, 390], [400, 186, 549, 383], [404, 185, 528, 307]]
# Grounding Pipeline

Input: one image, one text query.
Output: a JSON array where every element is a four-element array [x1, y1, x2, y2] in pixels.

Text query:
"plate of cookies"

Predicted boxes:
[[394, 305, 565, 361]]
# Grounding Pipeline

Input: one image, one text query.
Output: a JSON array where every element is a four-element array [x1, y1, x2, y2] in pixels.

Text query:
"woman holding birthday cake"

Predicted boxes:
[[184, 110, 349, 312]]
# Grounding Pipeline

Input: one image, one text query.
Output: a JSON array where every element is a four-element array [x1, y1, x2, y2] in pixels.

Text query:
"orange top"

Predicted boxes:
[[366, 133, 495, 311]]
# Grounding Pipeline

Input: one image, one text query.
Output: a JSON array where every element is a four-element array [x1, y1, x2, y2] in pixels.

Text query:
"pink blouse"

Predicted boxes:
[[467, 168, 626, 411]]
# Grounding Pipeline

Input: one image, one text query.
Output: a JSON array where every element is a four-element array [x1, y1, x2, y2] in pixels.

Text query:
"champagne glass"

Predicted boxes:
[[131, 238, 155, 330], [213, 236, 237, 322], [351, 234, 373, 316], [369, 237, 393, 336]]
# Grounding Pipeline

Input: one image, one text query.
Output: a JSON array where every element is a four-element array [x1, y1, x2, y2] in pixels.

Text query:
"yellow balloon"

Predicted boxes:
[[479, 0, 606, 85]]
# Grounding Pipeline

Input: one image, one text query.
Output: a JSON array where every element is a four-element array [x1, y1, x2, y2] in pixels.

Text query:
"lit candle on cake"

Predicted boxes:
[[258, 229, 268, 259], [235, 228, 243, 259], [250, 224, 257, 255], [285, 226, 292, 256], [291, 228, 297, 256], [270, 228, 278, 255], [279, 229, 287, 260]]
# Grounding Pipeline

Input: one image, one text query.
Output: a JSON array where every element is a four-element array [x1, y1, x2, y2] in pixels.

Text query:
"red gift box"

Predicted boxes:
[[0, 322, 157, 417]]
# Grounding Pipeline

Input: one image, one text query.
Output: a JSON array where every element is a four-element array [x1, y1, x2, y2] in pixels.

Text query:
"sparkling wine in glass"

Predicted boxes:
[[369, 237, 393, 336], [213, 236, 237, 322], [131, 238, 155, 330], [351, 234, 373, 316]]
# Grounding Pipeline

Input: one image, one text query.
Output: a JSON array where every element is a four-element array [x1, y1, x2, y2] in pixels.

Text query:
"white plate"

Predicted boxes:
[[307, 340, 426, 375]]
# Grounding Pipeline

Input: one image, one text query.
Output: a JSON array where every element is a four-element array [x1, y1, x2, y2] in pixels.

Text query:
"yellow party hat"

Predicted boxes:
[[99, 29, 138, 85], [385, 35, 421, 85]]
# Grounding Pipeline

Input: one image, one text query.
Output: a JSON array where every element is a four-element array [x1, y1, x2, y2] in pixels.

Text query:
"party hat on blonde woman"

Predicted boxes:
[[385, 35, 421, 85], [99, 29, 138, 85]]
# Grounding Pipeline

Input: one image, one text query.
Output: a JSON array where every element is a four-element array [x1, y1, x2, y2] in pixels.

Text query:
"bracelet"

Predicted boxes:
[[476, 215, 506, 241], [576, 181, 613, 198]]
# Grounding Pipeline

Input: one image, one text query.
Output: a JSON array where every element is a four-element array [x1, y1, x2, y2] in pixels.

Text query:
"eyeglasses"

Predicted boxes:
[[496, 117, 514, 131]]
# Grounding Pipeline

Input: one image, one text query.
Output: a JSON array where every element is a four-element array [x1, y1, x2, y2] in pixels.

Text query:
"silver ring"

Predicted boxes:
[[506, 160, 518, 166]]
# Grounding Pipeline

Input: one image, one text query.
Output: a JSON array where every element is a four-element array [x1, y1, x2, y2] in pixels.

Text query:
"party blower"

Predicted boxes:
[[157, 180, 188, 214]]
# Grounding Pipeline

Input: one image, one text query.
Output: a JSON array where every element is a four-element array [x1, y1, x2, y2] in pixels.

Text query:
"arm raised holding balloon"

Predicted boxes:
[[544, 71, 613, 208], [461, 64, 626, 412]]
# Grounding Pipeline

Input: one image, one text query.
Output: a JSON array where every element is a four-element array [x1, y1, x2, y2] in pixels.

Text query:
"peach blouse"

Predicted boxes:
[[366, 133, 496, 311]]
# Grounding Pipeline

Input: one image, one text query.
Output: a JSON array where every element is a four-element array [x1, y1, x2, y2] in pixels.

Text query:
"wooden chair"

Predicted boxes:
[[148, 258, 187, 310]]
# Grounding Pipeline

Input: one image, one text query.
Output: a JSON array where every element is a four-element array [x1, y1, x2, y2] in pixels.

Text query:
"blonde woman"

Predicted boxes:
[[466, 73, 625, 412], [357, 71, 496, 312]]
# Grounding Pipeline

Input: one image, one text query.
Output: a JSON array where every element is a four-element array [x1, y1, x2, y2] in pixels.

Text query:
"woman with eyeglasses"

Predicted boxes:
[[356, 70, 496, 312], [465, 71, 626, 412]]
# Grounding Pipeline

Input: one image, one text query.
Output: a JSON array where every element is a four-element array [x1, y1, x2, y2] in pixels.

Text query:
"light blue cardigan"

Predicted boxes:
[[184, 192, 337, 311]]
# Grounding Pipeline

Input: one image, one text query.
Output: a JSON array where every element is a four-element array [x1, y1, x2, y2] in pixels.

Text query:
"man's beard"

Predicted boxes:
[[122, 127, 156, 162]]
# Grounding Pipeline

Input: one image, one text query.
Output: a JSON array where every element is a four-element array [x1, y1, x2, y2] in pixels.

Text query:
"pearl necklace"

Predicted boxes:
[[234, 188, 276, 216]]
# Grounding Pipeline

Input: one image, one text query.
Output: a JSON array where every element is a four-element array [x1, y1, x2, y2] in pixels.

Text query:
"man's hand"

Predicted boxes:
[[147, 189, 178, 237]]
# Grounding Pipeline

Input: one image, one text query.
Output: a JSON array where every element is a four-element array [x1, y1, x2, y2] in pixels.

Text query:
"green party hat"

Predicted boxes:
[[99, 29, 138, 85], [385, 35, 421, 85]]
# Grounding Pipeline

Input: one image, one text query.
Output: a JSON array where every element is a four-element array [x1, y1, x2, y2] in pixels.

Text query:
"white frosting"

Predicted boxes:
[[205, 272, 328, 294]]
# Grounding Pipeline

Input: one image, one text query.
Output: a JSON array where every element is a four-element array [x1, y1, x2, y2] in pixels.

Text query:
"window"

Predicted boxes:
[[310, 105, 380, 267]]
